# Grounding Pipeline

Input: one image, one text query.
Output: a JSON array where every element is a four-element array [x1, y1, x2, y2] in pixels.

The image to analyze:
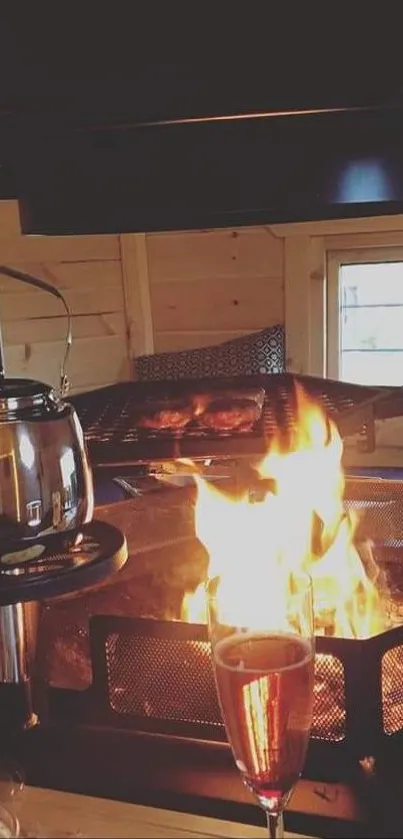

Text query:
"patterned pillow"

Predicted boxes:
[[134, 324, 285, 381]]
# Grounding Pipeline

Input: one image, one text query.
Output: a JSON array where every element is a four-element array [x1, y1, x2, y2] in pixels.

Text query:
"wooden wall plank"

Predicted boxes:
[[0, 235, 120, 263], [2, 312, 126, 345], [154, 329, 252, 353], [0, 261, 124, 322], [147, 227, 284, 283], [0, 286, 122, 321], [4, 335, 128, 393], [0, 261, 122, 300], [151, 276, 284, 333], [120, 234, 154, 359], [0, 240, 128, 393], [0, 261, 122, 293]]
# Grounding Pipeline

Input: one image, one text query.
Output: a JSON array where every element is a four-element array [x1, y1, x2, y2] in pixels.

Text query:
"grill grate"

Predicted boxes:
[[71, 374, 385, 465]]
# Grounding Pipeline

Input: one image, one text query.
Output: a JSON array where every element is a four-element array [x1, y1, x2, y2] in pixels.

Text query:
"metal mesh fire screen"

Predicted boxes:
[[88, 615, 403, 757], [33, 373, 403, 768], [73, 475, 403, 762]]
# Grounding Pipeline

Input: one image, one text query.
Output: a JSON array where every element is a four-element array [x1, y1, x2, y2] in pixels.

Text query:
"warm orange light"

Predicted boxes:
[[182, 383, 388, 639]]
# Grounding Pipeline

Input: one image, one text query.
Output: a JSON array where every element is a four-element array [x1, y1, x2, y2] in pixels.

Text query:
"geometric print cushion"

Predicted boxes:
[[134, 324, 285, 381]]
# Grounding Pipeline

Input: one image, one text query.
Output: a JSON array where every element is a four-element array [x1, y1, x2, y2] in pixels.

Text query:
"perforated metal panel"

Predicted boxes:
[[88, 613, 403, 754], [312, 653, 346, 742], [382, 644, 403, 734], [344, 478, 403, 548], [103, 630, 348, 743], [105, 631, 223, 726], [85, 473, 403, 751]]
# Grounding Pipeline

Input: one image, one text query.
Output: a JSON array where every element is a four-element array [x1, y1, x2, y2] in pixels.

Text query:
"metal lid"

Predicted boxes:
[[0, 378, 60, 418]]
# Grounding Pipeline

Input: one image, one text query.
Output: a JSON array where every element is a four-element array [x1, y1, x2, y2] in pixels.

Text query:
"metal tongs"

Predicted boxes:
[[0, 264, 72, 398]]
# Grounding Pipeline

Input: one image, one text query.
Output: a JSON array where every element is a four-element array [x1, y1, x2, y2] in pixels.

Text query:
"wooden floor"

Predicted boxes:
[[10, 723, 371, 838], [17, 786, 316, 839]]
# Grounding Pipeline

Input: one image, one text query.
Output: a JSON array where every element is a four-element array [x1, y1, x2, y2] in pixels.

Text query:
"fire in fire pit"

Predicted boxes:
[[182, 383, 398, 748], [183, 382, 389, 638]]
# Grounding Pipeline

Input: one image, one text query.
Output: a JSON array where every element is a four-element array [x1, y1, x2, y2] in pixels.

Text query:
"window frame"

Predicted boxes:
[[281, 221, 403, 466], [326, 245, 403, 381]]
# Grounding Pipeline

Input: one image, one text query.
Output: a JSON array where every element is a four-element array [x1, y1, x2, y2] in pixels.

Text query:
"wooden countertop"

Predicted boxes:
[[16, 786, 316, 839]]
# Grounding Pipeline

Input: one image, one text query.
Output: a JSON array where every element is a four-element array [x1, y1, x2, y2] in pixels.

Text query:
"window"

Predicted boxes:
[[327, 247, 403, 386]]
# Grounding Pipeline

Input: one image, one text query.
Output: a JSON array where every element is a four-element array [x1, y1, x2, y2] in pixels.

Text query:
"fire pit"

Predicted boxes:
[[40, 383, 403, 774]]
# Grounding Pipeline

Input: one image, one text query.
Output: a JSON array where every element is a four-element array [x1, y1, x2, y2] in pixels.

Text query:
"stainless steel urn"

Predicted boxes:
[[0, 377, 94, 559], [0, 264, 94, 561]]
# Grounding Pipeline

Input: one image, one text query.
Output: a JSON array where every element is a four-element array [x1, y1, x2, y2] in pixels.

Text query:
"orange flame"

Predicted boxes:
[[183, 383, 387, 638]]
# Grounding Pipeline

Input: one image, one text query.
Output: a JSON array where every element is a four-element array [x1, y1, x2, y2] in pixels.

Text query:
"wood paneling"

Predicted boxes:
[[2, 312, 126, 345], [0, 260, 123, 321], [147, 227, 283, 282], [154, 330, 252, 353], [0, 234, 120, 262], [0, 221, 285, 383], [0, 260, 122, 291], [4, 335, 127, 392], [0, 287, 121, 322], [147, 227, 284, 353], [0, 232, 130, 393], [120, 234, 154, 357], [151, 277, 283, 333]]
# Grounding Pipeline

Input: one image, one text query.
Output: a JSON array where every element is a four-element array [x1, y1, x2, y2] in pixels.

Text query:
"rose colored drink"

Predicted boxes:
[[213, 631, 314, 810]]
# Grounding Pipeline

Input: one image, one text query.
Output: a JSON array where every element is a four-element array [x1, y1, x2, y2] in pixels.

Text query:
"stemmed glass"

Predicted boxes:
[[0, 762, 25, 838], [207, 571, 315, 839]]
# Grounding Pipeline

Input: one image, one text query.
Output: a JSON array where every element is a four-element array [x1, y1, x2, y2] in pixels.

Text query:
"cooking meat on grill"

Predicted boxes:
[[136, 401, 194, 431], [199, 397, 262, 432]]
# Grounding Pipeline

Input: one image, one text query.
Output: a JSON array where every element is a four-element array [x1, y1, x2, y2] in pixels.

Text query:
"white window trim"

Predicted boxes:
[[326, 245, 403, 380], [282, 226, 403, 468]]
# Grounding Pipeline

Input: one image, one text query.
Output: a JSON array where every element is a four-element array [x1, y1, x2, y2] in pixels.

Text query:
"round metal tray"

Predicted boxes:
[[0, 520, 127, 605]]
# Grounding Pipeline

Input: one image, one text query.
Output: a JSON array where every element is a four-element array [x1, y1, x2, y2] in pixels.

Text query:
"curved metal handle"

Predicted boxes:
[[0, 265, 72, 397]]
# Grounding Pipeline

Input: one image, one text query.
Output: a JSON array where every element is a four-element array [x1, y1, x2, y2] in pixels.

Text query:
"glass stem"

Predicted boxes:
[[266, 811, 284, 838]]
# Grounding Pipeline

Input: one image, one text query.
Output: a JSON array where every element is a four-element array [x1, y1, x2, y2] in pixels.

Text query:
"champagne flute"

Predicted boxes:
[[207, 571, 315, 839]]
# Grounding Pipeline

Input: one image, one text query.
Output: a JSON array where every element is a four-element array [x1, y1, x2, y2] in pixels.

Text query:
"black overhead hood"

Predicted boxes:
[[14, 106, 403, 235], [3, 9, 403, 235]]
